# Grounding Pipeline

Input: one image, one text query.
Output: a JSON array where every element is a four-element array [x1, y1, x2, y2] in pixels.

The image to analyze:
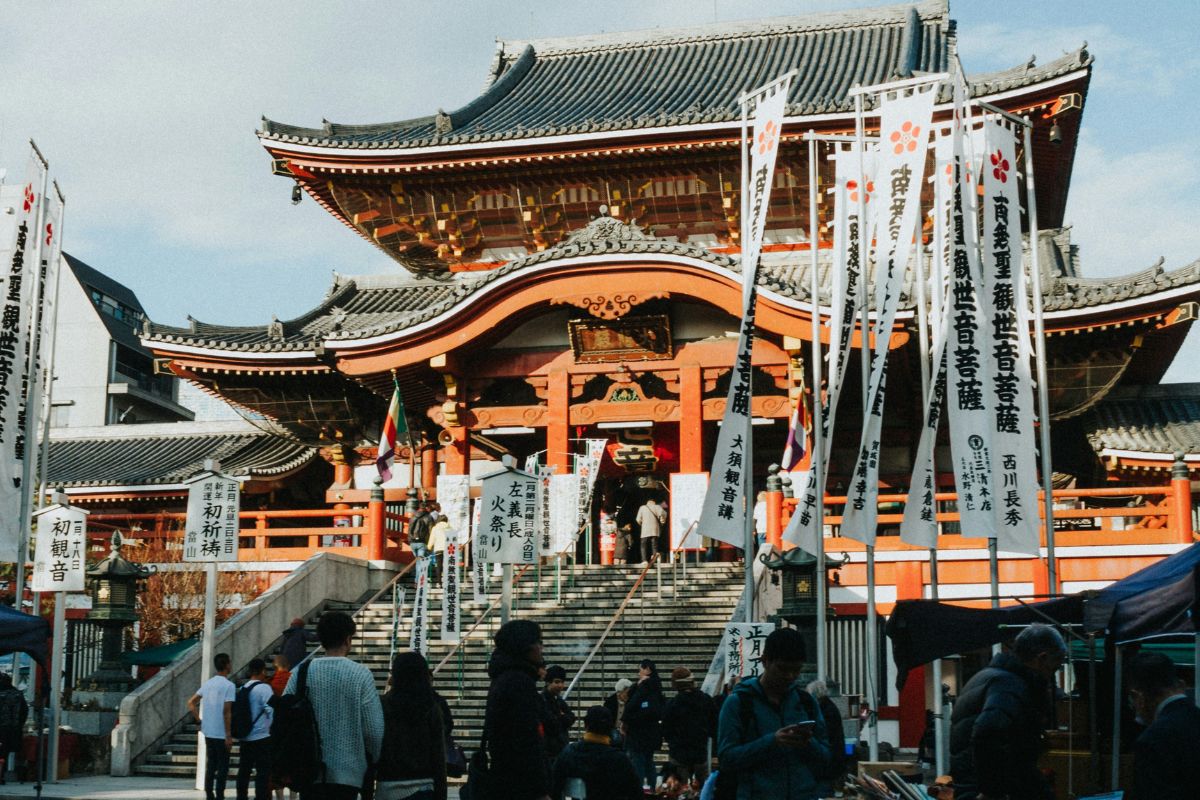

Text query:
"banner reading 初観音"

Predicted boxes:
[[784, 145, 876, 554], [944, 85, 998, 542], [981, 119, 1040, 555], [698, 72, 793, 548], [841, 81, 938, 545]]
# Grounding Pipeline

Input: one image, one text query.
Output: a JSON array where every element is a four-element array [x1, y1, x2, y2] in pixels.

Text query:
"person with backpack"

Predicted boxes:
[[188, 652, 237, 800], [0, 673, 27, 784], [282, 610, 384, 800], [469, 619, 551, 800], [661, 667, 717, 786], [622, 659, 665, 789], [375, 651, 446, 800], [551, 706, 640, 800], [716, 628, 830, 800], [233, 659, 275, 800], [408, 503, 433, 558]]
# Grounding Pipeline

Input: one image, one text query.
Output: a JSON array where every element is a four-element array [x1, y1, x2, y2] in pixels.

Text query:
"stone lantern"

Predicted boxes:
[[760, 547, 847, 682], [76, 532, 152, 703]]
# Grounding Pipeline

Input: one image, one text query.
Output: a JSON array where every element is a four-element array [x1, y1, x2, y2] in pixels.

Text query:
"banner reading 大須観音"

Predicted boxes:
[[698, 72, 793, 548], [980, 119, 1040, 555], [841, 81, 938, 545]]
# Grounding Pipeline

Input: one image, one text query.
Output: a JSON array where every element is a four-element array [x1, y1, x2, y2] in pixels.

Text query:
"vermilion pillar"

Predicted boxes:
[[679, 363, 703, 474], [1172, 453, 1195, 544], [445, 427, 468, 475], [548, 369, 570, 474], [896, 560, 926, 748], [421, 444, 437, 491]]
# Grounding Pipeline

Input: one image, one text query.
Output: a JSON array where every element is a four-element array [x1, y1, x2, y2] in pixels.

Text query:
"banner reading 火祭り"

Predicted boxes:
[[841, 82, 938, 545], [698, 72, 793, 548], [479, 468, 537, 564], [784, 145, 876, 554], [31, 503, 87, 593], [944, 88, 998, 542], [981, 120, 1040, 555], [409, 555, 431, 655]]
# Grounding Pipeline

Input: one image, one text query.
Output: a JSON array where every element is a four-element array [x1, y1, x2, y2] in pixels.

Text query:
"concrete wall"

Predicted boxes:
[[110, 553, 397, 776], [53, 270, 111, 428]]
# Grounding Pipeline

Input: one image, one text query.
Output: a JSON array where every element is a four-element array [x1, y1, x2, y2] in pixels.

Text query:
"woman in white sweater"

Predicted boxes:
[[284, 611, 384, 799]]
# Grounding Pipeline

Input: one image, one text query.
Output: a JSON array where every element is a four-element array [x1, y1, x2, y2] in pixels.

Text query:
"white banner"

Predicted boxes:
[[470, 498, 485, 603], [698, 73, 793, 548], [841, 82, 938, 545], [724, 622, 776, 682], [981, 120, 1040, 555], [944, 99, 998, 542], [534, 464, 556, 556], [31, 503, 86, 592], [440, 529, 460, 643], [900, 326, 949, 548], [549, 473, 581, 554], [574, 449, 603, 539], [183, 472, 240, 562], [409, 555, 431, 655], [670, 473, 707, 551], [784, 146, 876, 553], [479, 468, 537, 564]]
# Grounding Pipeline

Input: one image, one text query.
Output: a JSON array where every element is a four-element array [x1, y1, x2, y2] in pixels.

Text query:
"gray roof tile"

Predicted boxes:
[[1084, 385, 1200, 456]]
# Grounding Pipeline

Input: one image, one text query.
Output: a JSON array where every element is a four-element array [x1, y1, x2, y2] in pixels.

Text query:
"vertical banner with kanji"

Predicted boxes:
[[981, 120, 1040, 555], [698, 73, 793, 548], [841, 82, 938, 545], [533, 464, 556, 556], [549, 473, 581, 554], [470, 498, 486, 603], [440, 530, 460, 643], [479, 468, 537, 564], [409, 555, 431, 655], [669, 473, 707, 551], [724, 622, 776, 682], [183, 472, 241, 562], [784, 146, 876, 553], [31, 504, 86, 592]]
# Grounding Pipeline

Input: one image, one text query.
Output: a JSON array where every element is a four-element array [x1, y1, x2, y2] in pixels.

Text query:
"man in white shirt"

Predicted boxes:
[[636, 498, 667, 564], [188, 653, 236, 800], [235, 658, 275, 800]]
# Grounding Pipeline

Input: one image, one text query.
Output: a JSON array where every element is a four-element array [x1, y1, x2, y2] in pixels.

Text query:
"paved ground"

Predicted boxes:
[[0, 777, 465, 799]]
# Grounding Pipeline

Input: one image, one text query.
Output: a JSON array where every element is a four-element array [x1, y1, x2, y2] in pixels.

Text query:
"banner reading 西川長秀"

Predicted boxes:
[[698, 72, 793, 548], [841, 82, 938, 546], [981, 120, 1040, 555], [784, 145, 876, 554]]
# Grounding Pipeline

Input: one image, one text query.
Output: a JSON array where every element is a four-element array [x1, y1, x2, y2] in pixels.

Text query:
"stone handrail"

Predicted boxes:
[[110, 552, 398, 776]]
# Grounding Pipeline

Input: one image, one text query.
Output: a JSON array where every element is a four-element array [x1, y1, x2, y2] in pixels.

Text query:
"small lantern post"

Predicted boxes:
[[760, 548, 846, 684], [77, 532, 152, 700]]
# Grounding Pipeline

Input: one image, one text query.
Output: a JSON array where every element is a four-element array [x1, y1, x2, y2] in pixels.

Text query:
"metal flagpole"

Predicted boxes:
[[853, 90, 880, 762], [807, 133, 828, 681], [912, 211, 948, 777], [741, 88, 755, 624], [1021, 120, 1057, 594], [36, 183, 66, 509]]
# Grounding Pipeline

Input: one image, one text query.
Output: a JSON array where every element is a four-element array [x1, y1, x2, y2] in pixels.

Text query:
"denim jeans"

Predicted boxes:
[[627, 747, 656, 788]]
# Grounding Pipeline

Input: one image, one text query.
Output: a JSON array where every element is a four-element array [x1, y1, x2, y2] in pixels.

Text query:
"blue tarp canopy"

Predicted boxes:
[[887, 543, 1200, 686], [0, 604, 49, 671]]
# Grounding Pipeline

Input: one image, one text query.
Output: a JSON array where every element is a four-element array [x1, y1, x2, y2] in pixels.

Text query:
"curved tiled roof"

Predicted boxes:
[[1084, 385, 1200, 457], [143, 223, 1200, 355], [47, 423, 316, 488]]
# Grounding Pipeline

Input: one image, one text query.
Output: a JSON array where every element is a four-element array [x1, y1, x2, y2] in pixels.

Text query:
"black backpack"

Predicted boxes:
[[714, 687, 824, 800], [268, 660, 324, 791], [231, 680, 266, 740]]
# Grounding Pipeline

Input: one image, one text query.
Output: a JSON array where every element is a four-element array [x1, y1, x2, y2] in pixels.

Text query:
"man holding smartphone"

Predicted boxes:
[[716, 628, 831, 799]]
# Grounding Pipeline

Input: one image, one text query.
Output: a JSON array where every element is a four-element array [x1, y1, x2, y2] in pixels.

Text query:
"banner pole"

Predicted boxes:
[[807, 133, 828, 681], [1022, 121, 1057, 593], [501, 564, 513, 625], [854, 90, 880, 762], [740, 88, 755, 624], [36, 186, 66, 510]]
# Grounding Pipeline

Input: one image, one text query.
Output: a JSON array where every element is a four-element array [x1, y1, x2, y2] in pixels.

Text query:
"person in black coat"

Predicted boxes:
[[375, 651, 447, 800], [1127, 650, 1200, 800], [540, 665, 576, 762], [660, 667, 717, 784], [622, 658, 665, 788], [949, 624, 1066, 800], [478, 620, 551, 800], [280, 617, 317, 669], [552, 706, 640, 800]]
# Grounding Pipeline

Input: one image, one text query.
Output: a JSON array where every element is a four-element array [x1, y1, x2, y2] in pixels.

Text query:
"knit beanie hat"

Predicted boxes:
[[671, 667, 694, 689], [494, 619, 542, 659]]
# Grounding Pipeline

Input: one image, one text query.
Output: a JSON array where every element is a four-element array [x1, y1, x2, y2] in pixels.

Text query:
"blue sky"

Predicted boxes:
[[1, 0, 1197, 379]]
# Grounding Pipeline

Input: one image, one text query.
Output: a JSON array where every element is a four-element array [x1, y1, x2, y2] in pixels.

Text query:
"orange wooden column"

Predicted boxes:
[[548, 369, 571, 473], [421, 444, 437, 490], [444, 427, 468, 475], [679, 363, 704, 474], [895, 560, 926, 748], [367, 479, 385, 561], [1171, 453, 1195, 543]]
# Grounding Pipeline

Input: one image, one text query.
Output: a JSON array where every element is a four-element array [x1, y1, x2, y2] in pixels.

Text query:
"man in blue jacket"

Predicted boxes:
[[717, 628, 830, 799]]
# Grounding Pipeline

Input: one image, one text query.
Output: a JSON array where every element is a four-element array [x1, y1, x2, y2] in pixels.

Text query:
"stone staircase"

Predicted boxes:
[[136, 561, 744, 777]]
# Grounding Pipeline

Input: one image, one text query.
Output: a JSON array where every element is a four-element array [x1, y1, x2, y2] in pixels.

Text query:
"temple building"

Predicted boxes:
[[138, 0, 1200, 741]]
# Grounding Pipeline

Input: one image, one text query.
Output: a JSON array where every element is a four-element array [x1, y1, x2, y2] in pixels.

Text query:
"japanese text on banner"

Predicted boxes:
[[724, 622, 776, 683], [32, 505, 86, 593], [480, 469, 537, 564], [183, 473, 241, 563], [409, 557, 431, 655]]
